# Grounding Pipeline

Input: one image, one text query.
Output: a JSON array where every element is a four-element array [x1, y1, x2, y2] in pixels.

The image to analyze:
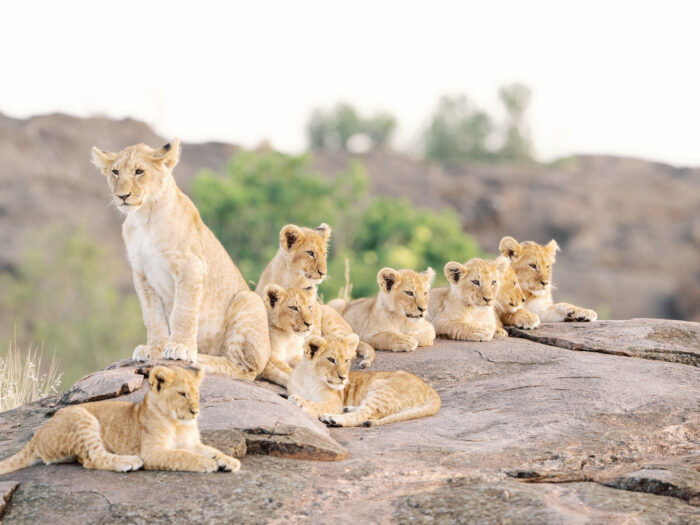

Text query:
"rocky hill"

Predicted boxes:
[[1, 112, 698, 320], [0, 320, 698, 523]]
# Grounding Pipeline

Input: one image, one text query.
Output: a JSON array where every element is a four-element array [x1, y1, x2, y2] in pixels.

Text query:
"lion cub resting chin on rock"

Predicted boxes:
[[287, 335, 440, 427], [0, 366, 240, 474], [328, 267, 436, 353], [494, 260, 541, 332], [429, 257, 508, 342], [499, 236, 597, 323]]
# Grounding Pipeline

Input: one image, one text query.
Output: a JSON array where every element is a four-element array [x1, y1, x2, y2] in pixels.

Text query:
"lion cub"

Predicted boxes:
[[494, 261, 541, 334], [0, 366, 240, 474], [328, 267, 436, 353], [287, 335, 440, 427], [429, 257, 508, 342], [499, 237, 597, 323], [260, 284, 315, 387], [256, 223, 331, 293], [91, 140, 270, 379]]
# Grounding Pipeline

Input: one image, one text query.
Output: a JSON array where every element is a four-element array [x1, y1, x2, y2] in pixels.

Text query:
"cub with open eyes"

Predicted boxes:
[[0, 366, 240, 474], [428, 257, 508, 342], [328, 267, 436, 353], [287, 335, 440, 427], [499, 237, 597, 323]]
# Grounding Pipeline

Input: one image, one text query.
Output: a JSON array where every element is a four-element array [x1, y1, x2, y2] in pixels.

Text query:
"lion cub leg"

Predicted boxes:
[[501, 309, 540, 330], [288, 394, 342, 419], [413, 323, 436, 347], [261, 356, 293, 387], [366, 331, 419, 352], [191, 443, 241, 472], [433, 320, 494, 342], [540, 303, 597, 323], [356, 341, 376, 369]]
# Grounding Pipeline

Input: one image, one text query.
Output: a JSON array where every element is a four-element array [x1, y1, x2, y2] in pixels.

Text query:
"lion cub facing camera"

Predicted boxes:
[[287, 335, 440, 427], [0, 366, 240, 474]]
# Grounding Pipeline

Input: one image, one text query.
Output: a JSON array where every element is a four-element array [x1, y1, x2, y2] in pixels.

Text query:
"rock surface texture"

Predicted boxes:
[[0, 320, 698, 523]]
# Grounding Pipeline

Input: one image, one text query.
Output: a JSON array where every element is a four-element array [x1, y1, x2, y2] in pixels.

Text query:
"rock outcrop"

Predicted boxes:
[[0, 320, 698, 523]]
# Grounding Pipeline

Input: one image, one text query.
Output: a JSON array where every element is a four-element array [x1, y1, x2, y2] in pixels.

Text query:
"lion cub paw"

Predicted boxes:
[[566, 307, 597, 322], [514, 309, 541, 330], [494, 327, 508, 338], [320, 414, 342, 427], [190, 456, 218, 473], [132, 345, 162, 362], [163, 342, 197, 362], [288, 394, 306, 408], [465, 328, 494, 342], [391, 335, 419, 352], [115, 455, 144, 472], [216, 455, 241, 472]]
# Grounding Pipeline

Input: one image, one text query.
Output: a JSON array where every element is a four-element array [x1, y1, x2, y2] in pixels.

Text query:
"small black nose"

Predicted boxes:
[[117, 192, 131, 201], [509, 302, 515, 307], [417, 306, 425, 312], [540, 281, 548, 286], [303, 321, 310, 327], [522, 297, 526, 303], [483, 297, 491, 304], [318, 271, 326, 277], [338, 375, 346, 381], [190, 409, 198, 415]]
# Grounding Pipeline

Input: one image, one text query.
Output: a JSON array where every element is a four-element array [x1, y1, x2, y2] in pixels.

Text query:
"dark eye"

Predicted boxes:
[[546, 265, 551, 270], [327, 357, 336, 364], [179, 392, 187, 398], [471, 280, 480, 286], [405, 291, 414, 297], [529, 264, 537, 270], [513, 281, 517, 286], [306, 251, 315, 258], [112, 169, 119, 176], [491, 280, 496, 286], [424, 291, 429, 296], [289, 306, 299, 312], [135, 169, 144, 175], [345, 359, 351, 364]]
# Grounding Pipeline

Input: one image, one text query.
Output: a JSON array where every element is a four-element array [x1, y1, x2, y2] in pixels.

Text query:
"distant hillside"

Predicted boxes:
[[1, 112, 698, 321]]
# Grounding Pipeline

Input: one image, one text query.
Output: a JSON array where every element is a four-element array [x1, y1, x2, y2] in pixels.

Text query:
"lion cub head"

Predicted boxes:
[[302, 334, 359, 391], [444, 257, 508, 308], [147, 365, 203, 423], [91, 139, 181, 213], [263, 284, 314, 334], [377, 267, 435, 320], [496, 262, 526, 313], [499, 236, 559, 297], [279, 223, 331, 284]]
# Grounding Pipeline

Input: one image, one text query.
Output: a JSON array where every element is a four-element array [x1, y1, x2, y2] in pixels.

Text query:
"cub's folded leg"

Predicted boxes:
[[433, 320, 494, 342], [356, 341, 376, 369], [141, 447, 218, 473], [192, 443, 241, 472], [260, 356, 293, 387], [288, 394, 342, 419], [539, 303, 597, 323], [366, 331, 419, 352], [501, 309, 540, 330]]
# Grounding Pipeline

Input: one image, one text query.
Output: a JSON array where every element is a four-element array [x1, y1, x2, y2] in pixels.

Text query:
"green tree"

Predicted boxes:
[[307, 103, 397, 153], [498, 83, 533, 162]]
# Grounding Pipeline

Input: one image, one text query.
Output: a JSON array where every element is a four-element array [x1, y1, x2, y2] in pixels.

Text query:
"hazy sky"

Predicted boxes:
[[2, 0, 699, 165]]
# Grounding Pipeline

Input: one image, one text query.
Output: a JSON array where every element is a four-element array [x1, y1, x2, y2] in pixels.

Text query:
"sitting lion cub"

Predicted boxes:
[[428, 257, 508, 341], [287, 335, 440, 427], [91, 140, 270, 379], [0, 366, 240, 474], [328, 267, 436, 353], [499, 236, 597, 322], [494, 261, 541, 333]]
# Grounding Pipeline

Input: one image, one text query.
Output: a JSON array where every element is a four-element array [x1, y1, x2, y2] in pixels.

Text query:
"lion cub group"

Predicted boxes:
[[0, 140, 597, 475]]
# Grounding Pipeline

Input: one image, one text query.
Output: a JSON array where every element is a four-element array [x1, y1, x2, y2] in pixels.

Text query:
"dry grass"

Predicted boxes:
[[336, 258, 353, 302], [0, 339, 62, 412]]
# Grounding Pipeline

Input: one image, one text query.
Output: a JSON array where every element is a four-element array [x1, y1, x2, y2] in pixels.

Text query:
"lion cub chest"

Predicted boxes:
[[273, 331, 307, 364]]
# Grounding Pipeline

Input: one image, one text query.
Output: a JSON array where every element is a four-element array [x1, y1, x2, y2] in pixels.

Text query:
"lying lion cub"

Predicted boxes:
[[91, 140, 270, 379], [499, 236, 597, 322], [0, 366, 239, 474], [328, 267, 436, 353], [494, 260, 541, 333], [429, 257, 508, 341], [287, 335, 440, 427]]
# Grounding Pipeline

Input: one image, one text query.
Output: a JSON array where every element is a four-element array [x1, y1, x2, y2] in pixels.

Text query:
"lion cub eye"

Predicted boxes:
[[306, 251, 315, 258], [327, 357, 336, 364], [289, 306, 299, 312], [471, 280, 480, 286], [112, 169, 119, 176], [529, 263, 537, 270], [345, 359, 351, 364], [179, 392, 187, 398], [405, 291, 414, 297], [135, 169, 144, 175], [491, 280, 496, 286]]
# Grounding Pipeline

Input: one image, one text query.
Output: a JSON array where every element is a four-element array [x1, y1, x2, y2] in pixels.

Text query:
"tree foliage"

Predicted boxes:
[[307, 103, 397, 153]]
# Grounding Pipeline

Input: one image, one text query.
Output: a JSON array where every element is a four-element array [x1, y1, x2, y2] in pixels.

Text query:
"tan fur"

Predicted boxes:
[[499, 236, 597, 323], [91, 140, 270, 379], [256, 223, 331, 293], [0, 367, 239, 474], [428, 257, 508, 341], [494, 261, 541, 333], [329, 267, 436, 353], [287, 335, 440, 427], [259, 284, 315, 387]]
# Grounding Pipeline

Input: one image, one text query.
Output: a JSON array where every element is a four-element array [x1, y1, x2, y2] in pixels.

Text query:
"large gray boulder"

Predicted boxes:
[[0, 320, 698, 523]]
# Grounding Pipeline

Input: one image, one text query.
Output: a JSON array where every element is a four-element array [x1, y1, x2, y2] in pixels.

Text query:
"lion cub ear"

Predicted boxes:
[[545, 239, 560, 258], [314, 223, 332, 243], [421, 267, 436, 286], [188, 366, 205, 383], [493, 256, 510, 275], [150, 138, 181, 170], [305, 336, 326, 360], [377, 267, 401, 293], [263, 284, 285, 309], [444, 262, 464, 284], [149, 366, 173, 392], [90, 146, 118, 171], [499, 236, 523, 261], [280, 224, 304, 251]]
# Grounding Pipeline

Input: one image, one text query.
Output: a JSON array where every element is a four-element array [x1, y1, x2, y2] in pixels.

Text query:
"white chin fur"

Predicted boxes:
[[180, 418, 198, 426], [325, 380, 346, 391], [530, 289, 547, 297]]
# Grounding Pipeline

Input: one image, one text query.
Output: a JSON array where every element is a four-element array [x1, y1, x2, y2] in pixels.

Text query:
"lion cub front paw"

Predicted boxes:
[[566, 307, 597, 322], [288, 394, 306, 408], [132, 345, 163, 362], [391, 334, 419, 352], [216, 455, 241, 472], [116, 455, 144, 472], [465, 328, 494, 342], [162, 342, 197, 362], [320, 414, 342, 427], [514, 309, 540, 330], [494, 327, 508, 338]]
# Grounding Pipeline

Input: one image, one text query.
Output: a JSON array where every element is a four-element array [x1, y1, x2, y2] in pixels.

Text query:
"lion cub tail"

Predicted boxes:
[[0, 440, 39, 474], [327, 299, 347, 315]]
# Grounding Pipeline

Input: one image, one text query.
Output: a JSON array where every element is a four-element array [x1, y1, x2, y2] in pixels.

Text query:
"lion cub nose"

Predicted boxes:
[[417, 306, 425, 312], [190, 408, 198, 415], [483, 297, 492, 304], [303, 321, 311, 327], [338, 375, 346, 381], [117, 192, 131, 201], [540, 280, 549, 286]]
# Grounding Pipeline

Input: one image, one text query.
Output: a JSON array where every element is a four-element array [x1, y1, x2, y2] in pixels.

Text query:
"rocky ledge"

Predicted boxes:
[[0, 319, 698, 524]]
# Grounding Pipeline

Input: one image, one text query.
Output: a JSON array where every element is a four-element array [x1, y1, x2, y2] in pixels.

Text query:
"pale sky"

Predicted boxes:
[[2, 0, 699, 165]]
